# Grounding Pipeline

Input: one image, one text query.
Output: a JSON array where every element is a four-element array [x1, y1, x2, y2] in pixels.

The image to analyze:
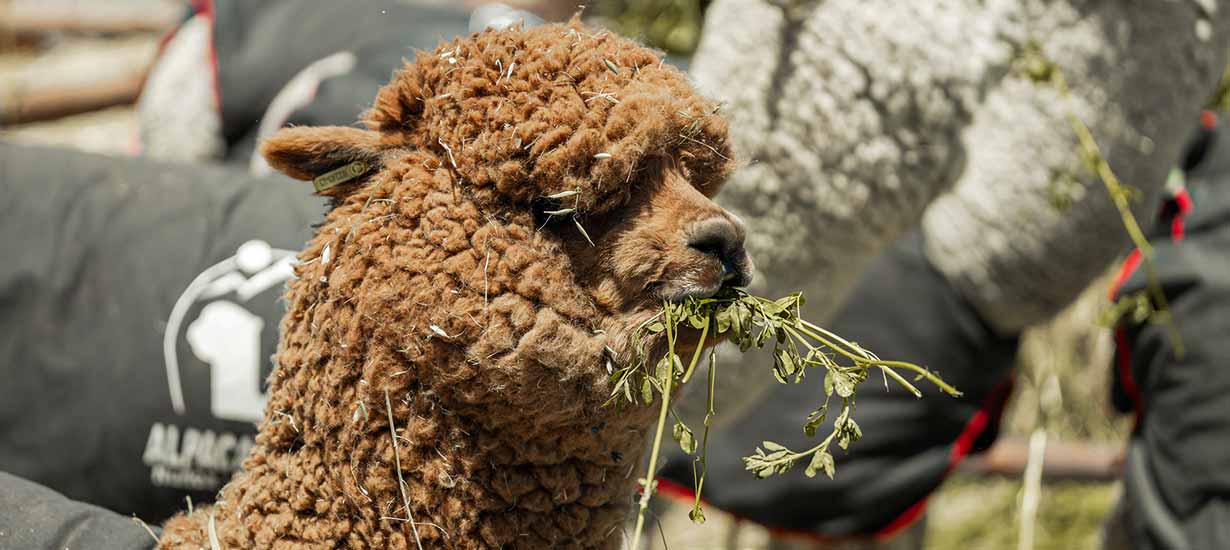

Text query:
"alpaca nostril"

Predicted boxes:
[[721, 252, 753, 287], [687, 216, 752, 287]]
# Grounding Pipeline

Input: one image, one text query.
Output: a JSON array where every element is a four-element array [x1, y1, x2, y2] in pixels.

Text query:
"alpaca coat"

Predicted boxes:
[[682, 0, 1230, 426], [694, 0, 1230, 332]]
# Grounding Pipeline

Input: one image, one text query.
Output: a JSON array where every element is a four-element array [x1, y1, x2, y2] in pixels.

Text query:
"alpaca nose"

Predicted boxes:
[[687, 215, 753, 288]]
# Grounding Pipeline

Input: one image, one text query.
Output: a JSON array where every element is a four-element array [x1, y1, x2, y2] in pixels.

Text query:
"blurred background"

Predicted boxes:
[[0, 1, 1213, 549]]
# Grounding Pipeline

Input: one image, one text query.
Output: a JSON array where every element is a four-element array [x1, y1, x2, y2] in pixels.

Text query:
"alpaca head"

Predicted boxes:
[[263, 22, 748, 364], [221, 21, 747, 549]]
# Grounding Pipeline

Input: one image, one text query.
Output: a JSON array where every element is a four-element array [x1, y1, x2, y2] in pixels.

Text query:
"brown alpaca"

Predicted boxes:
[[158, 22, 750, 550]]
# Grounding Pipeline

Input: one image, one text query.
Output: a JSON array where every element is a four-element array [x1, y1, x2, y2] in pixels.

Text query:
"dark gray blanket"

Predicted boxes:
[[0, 471, 155, 550], [1111, 117, 1230, 550], [0, 143, 324, 522]]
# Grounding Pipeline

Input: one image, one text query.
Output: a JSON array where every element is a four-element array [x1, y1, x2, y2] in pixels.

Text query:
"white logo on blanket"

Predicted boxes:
[[163, 239, 295, 422], [145, 240, 295, 490]]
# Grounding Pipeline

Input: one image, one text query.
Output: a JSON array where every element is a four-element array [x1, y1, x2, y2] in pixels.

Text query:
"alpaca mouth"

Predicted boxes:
[[656, 278, 745, 302], [663, 283, 723, 302], [656, 259, 753, 302]]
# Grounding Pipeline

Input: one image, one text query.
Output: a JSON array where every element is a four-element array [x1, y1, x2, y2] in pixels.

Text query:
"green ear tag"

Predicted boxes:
[[313, 161, 371, 192]]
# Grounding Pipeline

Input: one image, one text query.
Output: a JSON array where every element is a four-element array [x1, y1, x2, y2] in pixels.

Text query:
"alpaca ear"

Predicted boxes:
[[260, 126, 384, 193]]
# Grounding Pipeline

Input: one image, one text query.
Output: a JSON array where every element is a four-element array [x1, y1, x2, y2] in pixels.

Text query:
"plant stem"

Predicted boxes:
[[876, 364, 922, 398], [788, 324, 872, 364], [630, 374, 672, 550], [780, 432, 837, 468], [784, 323, 962, 397], [796, 319, 876, 359], [630, 303, 678, 550], [868, 360, 962, 397], [796, 323, 958, 395], [681, 319, 710, 384], [692, 345, 718, 520], [385, 390, 425, 550], [1050, 66, 1185, 359]]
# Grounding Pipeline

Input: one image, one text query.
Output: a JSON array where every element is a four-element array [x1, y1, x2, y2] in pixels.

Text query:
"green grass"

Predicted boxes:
[[926, 477, 1118, 550]]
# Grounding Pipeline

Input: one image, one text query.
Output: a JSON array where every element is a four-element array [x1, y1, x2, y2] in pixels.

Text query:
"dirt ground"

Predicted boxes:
[[0, 3, 1127, 549]]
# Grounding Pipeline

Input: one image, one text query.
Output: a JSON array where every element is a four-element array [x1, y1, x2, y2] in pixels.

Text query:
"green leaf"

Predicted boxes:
[[755, 326, 771, 347], [738, 331, 753, 352], [673, 420, 697, 454], [785, 345, 806, 383], [625, 289, 961, 493], [831, 369, 856, 398], [730, 302, 746, 336], [656, 355, 673, 386], [805, 448, 835, 479], [688, 312, 708, 330], [689, 507, 706, 524], [760, 300, 784, 316], [771, 355, 789, 384], [835, 406, 862, 450], [772, 347, 799, 384], [846, 417, 863, 441], [803, 408, 827, 438], [774, 460, 795, 476], [715, 309, 732, 334], [775, 295, 799, 312]]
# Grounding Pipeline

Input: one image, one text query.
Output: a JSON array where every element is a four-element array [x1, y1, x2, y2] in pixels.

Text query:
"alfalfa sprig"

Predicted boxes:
[[1019, 40, 1185, 358], [613, 288, 960, 550]]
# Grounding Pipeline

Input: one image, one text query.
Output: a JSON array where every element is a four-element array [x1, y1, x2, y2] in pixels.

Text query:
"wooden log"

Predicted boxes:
[[0, 74, 145, 124], [0, 2, 182, 36], [959, 436, 1123, 482], [1, 28, 158, 125]]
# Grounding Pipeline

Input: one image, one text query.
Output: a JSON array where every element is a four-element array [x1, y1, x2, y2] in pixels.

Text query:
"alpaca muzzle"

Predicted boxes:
[[687, 214, 754, 290]]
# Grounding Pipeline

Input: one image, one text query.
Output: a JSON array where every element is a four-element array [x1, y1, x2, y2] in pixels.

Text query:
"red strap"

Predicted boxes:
[[1106, 184, 1186, 423], [877, 498, 930, 540], [1171, 187, 1193, 242], [1201, 110, 1218, 131], [1108, 248, 1144, 301], [1114, 328, 1145, 424], [876, 376, 1014, 539]]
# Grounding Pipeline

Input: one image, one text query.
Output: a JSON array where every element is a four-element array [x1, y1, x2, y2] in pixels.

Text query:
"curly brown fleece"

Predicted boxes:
[[158, 22, 734, 550]]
